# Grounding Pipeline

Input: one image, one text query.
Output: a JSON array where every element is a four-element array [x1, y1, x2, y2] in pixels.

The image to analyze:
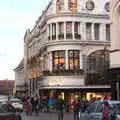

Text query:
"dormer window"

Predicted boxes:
[[68, 0, 77, 14]]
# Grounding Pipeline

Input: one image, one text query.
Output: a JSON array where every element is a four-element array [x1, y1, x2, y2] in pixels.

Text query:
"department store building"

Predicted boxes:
[[24, 0, 111, 101]]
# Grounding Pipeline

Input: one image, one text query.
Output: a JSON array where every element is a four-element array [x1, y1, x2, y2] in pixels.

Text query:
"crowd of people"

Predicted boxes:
[[20, 95, 112, 120]]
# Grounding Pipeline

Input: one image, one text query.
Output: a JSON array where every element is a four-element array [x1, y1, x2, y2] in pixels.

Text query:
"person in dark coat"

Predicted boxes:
[[56, 95, 65, 120]]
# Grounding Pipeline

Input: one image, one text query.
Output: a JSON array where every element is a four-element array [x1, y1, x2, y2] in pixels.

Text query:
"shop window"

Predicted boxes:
[[68, 0, 77, 13], [106, 24, 110, 41], [53, 51, 65, 70], [94, 24, 100, 40], [68, 50, 79, 69], [86, 23, 92, 40]]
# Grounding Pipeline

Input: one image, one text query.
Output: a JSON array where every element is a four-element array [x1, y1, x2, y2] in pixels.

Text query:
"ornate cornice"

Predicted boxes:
[[45, 13, 109, 21]]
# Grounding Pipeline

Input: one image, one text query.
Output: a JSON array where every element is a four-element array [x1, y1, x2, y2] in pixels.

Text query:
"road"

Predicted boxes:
[[21, 111, 73, 120]]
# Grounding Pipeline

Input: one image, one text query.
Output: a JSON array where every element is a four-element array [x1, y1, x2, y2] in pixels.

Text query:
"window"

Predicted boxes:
[[75, 22, 79, 34], [52, 23, 56, 36], [59, 22, 64, 34], [94, 24, 100, 40], [68, 0, 77, 13], [66, 22, 72, 34], [86, 23, 92, 40], [106, 24, 110, 41], [68, 50, 79, 69], [53, 51, 65, 70]]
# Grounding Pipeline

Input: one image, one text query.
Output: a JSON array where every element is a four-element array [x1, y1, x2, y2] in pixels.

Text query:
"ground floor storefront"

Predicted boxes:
[[39, 86, 111, 108]]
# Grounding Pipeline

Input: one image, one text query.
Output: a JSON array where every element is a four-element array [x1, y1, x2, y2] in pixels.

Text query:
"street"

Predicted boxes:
[[21, 111, 73, 120]]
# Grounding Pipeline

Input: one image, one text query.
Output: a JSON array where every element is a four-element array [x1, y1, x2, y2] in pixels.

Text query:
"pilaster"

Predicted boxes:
[[56, 22, 58, 40], [65, 50, 68, 69], [72, 22, 75, 40], [91, 23, 94, 40], [64, 22, 66, 40]]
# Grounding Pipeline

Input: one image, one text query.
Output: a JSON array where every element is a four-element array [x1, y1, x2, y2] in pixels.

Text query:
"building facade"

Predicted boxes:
[[24, 0, 111, 101], [14, 59, 27, 98], [110, 0, 120, 100]]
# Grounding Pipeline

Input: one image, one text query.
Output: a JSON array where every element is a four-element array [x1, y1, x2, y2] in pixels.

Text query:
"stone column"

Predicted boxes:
[[64, 22, 66, 40], [80, 51, 82, 69], [72, 21, 75, 40], [47, 24, 50, 40], [91, 23, 94, 40], [100, 24, 106, 41], [65, 50, 68, 69], [56, 22, 58, 40], [48, 52, 53, 71], [50, 24, 52, 40]]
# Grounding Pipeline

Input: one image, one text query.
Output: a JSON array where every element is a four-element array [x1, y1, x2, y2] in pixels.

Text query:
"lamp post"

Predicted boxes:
[[116, 81, 120, 100]]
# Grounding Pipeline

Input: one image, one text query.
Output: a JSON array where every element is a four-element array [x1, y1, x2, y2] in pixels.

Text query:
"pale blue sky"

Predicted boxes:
[[0, 0, 50, 80]]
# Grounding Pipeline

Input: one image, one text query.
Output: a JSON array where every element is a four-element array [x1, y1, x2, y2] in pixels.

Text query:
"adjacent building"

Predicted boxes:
[[14, 59, 27, 98], [110, 0, 120, 100], [22, 0, 111, 101]]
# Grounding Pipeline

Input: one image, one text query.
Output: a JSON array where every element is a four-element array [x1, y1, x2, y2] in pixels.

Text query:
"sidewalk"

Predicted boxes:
[[21, 111, 73, 120]]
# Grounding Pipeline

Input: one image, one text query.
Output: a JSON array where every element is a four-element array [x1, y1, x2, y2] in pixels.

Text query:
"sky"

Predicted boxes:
[[0, 0, 50, 80]]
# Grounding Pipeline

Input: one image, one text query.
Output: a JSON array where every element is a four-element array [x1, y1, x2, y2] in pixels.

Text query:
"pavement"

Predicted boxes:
[[21, 111, 73, 120]]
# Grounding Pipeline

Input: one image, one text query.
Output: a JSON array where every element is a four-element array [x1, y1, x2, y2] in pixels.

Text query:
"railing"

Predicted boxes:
[[42, 69, 84, 76]]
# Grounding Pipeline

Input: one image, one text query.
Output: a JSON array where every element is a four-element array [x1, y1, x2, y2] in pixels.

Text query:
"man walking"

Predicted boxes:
[[56, 95, 65, 120]]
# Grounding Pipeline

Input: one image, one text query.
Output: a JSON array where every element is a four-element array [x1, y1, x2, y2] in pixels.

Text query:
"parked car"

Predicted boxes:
[[0, 103, 21, 120], [11, 98, 23, 112], [80, 100, 120, 120]]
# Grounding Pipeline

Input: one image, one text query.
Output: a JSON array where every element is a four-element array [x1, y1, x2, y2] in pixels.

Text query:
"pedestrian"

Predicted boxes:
[[72, 98, 80, 120], [25, 99, 32, 116], [42, 96, 48, 112], [33, 97, 39, 115], [102, 102, 110, 120], [56, 95, 65, 120]]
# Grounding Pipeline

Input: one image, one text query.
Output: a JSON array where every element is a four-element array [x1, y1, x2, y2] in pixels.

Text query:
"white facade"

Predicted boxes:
[[14, 59, 27, 97], [24, 0, 111, 95]]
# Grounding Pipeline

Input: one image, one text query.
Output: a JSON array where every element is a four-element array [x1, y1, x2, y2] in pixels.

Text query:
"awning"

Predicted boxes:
[[39, 85, 111, 90]]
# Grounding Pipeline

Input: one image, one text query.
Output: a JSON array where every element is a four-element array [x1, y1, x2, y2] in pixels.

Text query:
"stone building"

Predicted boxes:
[[24, 0, 111, 101], [110, 0, 120, 100], [14, 59, 27, 98]]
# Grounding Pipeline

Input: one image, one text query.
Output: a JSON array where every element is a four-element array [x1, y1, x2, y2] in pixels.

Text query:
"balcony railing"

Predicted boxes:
[[75, 33, 81, 39], [42, 69, 84, 76], [66, 33, 72, 39], [52, 35, 56, 40], [58, 34, 64, 39]]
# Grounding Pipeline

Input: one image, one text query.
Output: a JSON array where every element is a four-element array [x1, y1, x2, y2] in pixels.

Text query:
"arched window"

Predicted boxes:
[[86, 50, 109, 85]]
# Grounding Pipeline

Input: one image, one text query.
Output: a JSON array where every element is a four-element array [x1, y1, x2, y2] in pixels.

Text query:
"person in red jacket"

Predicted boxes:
[[72, 98, 80, 120]]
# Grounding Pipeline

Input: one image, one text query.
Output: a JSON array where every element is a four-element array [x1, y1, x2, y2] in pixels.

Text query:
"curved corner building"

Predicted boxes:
[[24, 0, 111, 101], [110, 0, 120, 100]]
